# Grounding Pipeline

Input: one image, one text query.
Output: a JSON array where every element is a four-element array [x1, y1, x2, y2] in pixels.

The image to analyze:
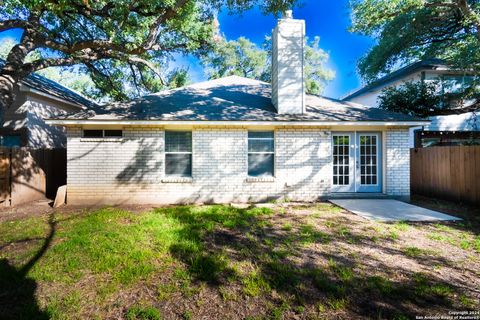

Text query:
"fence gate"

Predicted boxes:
[[0, 147, 66, 206]]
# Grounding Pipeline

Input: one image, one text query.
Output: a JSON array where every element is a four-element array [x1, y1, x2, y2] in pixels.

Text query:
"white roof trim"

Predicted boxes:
[[45, 119, 430, 126]]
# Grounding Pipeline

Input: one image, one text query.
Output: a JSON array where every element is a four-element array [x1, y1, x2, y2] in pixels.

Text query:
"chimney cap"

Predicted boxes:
[[283, 10, 293, 19]]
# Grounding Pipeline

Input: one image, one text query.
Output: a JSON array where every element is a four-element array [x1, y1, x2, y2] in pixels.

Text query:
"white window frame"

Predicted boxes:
[[164, 130, 192, 177], [247, 130, 275, 177]]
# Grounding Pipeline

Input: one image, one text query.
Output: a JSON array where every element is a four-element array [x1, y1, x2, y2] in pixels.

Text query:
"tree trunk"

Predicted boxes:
[[0, 72, 18, 109], [0, 15, 39, 111]]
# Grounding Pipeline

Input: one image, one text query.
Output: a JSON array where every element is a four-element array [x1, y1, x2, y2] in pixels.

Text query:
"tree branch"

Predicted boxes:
[[24, 55, 98, 73], [455, 0, 480, 40], [139, 0, 188, 51], [84, 61, 127, 100], [26, 57, 78, 71], [430, 104, 480, 116], [129, 63, 140, 94], [0, 19, 27, 32], [127, 56, 165, 85]]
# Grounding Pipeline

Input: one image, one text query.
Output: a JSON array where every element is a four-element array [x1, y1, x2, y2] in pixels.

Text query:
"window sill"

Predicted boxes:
[[161, 177, 193, 183], [245, 176, 275, 183], [80, 138, 124, 142]]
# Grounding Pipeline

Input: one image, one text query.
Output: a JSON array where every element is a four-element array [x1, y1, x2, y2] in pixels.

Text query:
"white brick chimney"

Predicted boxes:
[[271, 10, 305, 114]]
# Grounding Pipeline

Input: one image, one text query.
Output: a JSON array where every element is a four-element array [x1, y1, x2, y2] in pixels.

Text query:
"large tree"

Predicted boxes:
[[0, 0, 297, 109], [0, 38, 101, 99], [201, 37, 270, 81], [201, 36, 335, 95], [350, 0, 480, 114], [1, 37, 191, 101]]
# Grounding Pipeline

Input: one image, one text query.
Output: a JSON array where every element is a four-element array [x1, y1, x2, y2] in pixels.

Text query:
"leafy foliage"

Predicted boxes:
[[377, 77, 480, 117], [201, 36, 335, 95], [202, 37, 269, 81], [166, 68, 190, 89], [0, 38, 16, 60], [377, 81, 442, 117], [304, 36, 336, 95], [350, 0, 480, 81], [0, 0, 299, 106]]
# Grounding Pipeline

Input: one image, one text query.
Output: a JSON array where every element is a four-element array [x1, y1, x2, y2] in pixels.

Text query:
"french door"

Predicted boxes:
[[332, 132, 382, 193]]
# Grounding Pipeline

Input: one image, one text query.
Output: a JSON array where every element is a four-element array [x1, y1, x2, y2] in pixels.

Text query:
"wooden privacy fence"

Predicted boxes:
[[410, 146, 480, 205], [0, 147, 66, 206]]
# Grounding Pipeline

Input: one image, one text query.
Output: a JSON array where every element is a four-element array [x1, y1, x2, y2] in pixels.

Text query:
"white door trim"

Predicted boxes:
[[331, 131, 383, 193]]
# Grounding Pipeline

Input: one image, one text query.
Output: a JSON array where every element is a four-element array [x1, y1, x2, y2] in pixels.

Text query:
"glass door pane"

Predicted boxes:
[[332, 133, 354, 192], [356, 133, 382, 193], [359, 135, 378, 185]]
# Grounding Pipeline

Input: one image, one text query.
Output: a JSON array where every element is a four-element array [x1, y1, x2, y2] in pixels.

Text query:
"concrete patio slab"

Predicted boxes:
[[329, 199, 462, 222]]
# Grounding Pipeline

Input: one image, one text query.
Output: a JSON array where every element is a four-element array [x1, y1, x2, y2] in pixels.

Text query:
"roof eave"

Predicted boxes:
[[45, 119, 430, 127]]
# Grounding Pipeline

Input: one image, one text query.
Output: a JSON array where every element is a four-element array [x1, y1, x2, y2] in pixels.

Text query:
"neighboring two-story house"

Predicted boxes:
[[1, 65, 98, 148], [342, 59, 480, 147]]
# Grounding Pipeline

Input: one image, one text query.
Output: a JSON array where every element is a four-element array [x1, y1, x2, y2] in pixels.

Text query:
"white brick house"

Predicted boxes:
[[47, 12, 427, 205]]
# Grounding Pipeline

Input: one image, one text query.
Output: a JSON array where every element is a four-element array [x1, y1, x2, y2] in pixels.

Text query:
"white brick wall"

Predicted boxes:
[[385, 128, 410, 197], [66, 126, 411, 205]]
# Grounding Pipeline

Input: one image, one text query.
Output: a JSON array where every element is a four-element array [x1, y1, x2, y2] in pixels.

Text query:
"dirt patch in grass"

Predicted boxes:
[[0, 199, 478, 319], [0, 199, 54, 223]]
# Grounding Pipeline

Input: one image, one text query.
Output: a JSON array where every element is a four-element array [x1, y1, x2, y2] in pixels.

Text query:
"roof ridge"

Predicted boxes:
[[142, 75, 268, 98]]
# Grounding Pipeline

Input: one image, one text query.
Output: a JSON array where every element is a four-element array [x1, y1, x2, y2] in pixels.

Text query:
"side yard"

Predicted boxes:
[[0, 199, 479, 319]]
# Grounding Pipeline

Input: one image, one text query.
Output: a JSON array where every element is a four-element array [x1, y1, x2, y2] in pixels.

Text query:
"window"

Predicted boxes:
[[0, 135, 21, 147], [248, 131, 274, 177], [104, 130, 123, 137], [165, 131, 192, 177], [83, 130, 123, 138], [441, 75, 474, 94]]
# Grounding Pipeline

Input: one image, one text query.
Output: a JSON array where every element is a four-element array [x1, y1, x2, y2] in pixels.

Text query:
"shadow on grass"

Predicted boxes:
[[164, 205, 264, 284], [411, 195, 480, 235], [0, 213, 56, 320], [156, 205, 475, 318]]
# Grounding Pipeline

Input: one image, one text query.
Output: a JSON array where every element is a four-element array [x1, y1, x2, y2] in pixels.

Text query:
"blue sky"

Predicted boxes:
[[0, 0, 374, 98]]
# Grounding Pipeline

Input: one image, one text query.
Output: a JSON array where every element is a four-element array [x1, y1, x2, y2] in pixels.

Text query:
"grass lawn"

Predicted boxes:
[[0, 199, 479, 319]]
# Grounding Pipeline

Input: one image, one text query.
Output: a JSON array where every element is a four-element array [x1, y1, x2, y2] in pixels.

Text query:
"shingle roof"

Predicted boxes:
[[52, 75, 425, 122], [0, 59, 98, 109], [22, 73, 98, 109], [342, 59, 447, 101]]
